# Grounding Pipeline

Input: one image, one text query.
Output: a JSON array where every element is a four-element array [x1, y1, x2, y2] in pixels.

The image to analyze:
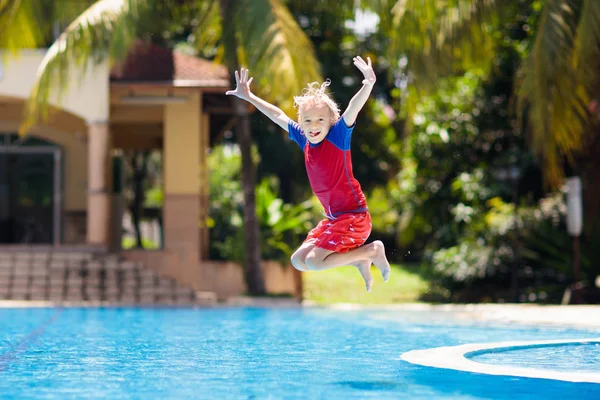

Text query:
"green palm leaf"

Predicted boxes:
[[370, 0, 501, 83], [516, 0, 600, 185], [0, 0, 45, 51], [372, 0, 600, 187], [191, 0, 222, 57], [0, 0, 99, 53], [219, 0, 323, 116], [19, 0, 148, 135], [573, 0, 600, 80]]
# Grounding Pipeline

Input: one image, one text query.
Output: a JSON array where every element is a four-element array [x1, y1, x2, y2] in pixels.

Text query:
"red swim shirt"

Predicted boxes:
[[288, 117, 368, 219]]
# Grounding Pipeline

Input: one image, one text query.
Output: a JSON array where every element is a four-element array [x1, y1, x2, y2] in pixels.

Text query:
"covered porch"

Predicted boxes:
[[0, 44, 301, 301], [0, 44, 231, 256]]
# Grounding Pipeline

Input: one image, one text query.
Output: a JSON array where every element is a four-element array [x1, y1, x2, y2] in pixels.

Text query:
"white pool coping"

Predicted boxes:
[[321, 303, 600, 329], [401, 337, 600, 384]]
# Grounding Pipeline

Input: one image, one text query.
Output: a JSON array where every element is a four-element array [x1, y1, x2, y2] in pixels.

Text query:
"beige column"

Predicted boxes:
[[87, 121, 113, 246], [163, 92, 202, 263]]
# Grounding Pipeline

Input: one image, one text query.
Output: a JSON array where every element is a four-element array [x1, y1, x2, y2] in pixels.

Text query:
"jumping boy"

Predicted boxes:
[[226, 56, 391, 292]]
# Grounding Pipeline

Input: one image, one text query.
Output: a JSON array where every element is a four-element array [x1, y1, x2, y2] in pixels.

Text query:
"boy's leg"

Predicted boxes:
[[291, 243, 374, 290], [353, 259, 373, 292], [305, 241, 391, 282], [290, 243, 315, 272], [291, 218, 329, 272]]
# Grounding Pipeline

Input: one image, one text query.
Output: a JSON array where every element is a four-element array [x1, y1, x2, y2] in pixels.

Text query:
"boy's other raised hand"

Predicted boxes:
[[225, 68, 254, 100], [353, 56, 376, 86]]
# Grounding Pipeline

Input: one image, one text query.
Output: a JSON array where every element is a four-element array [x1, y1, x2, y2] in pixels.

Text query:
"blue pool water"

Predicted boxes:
[[471, 342, 600, 373], [0, 307, 599, 399]]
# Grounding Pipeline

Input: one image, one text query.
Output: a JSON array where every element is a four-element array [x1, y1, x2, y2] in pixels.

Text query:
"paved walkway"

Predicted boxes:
[[306, 302, 600, 329], [411, 303, 600, 328]]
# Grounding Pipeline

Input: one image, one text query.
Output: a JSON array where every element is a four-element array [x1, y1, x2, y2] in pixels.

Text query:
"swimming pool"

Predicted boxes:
[[471, 342, 600, 373], [1, 306, 599, 399]]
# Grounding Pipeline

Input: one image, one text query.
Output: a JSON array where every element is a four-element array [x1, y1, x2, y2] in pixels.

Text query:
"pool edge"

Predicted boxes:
[[400, 337, 600, 384]]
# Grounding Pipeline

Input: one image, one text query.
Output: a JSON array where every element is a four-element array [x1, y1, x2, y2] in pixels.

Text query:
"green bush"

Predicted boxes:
[[255, 178, 318, 263], [427, 186, 600, 300], [389, 56, 598, 299], [208, 144, 318, 264], [122, 237, 160, 250]]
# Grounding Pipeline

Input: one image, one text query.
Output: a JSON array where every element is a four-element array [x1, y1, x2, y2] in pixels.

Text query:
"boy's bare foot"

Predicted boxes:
[[371, 240, 391, 282], [353, 260, 373, 292]]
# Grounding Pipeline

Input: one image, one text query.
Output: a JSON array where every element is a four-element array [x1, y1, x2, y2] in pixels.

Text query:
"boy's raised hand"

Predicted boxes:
[[225, 68, 254, 100], [353, 56, 376, 86]]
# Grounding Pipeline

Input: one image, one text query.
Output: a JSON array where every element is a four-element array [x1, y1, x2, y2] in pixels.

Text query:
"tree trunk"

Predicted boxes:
[[581, 132, 600, 239], [219, 0, 266, 295], [129, 152, 148, 249], [233, 98, 265, 295], [232, 97, 266, 295]]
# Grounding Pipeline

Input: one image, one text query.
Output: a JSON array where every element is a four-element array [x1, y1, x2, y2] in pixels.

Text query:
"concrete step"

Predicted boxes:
[[0, 251, 204, 305]]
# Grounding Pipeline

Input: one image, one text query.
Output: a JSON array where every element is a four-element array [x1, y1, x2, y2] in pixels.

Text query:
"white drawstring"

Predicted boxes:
[[320, 206, 337, 220]]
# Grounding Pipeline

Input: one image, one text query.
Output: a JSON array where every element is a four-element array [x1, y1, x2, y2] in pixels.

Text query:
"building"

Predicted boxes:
[[0, 42, 300, 302]]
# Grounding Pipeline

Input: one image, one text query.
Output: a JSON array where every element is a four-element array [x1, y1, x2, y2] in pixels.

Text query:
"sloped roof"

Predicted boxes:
[[110, 41, 229, 88]]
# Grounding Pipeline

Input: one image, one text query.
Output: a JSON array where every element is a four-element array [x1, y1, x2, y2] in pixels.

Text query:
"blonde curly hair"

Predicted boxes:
[[293, 79, 340, 123]]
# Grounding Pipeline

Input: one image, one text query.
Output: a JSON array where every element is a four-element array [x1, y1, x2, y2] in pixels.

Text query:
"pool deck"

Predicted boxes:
[[1, 299, 599, 329], [317, 302, 600, 329]]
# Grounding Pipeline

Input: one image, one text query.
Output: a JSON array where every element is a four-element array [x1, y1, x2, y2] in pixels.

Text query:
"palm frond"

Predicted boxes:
[[573, 0, 600, 85], [50, 0, 98, 23], [0, 0, 98, 52], [0, 0, 45, 51], [287, 0, 358, 15], [359, 0, 398, 29], [226, 0, 323, 117], [19, 0, 148, 135], [192, 0, 222, 56], [363, 0, 506, 97], [516, 0, 597, 186], [374, 0, 502, 89]]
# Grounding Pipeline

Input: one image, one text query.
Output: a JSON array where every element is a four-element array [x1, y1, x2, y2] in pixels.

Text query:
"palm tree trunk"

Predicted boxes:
[[219, 0, 266, 296], [580, 131, 600, 238], [232, 97, 266, 295], [130, 152, 149, 249]]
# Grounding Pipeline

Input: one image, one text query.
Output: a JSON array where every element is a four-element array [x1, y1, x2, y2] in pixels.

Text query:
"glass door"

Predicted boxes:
[[0, 152, 56, 244], [9, 153, 55, 243]]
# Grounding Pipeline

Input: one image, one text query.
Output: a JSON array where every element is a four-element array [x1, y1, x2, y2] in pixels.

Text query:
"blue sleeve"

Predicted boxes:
[[287, 120, 307, 150], [326, 117, 354, 150]]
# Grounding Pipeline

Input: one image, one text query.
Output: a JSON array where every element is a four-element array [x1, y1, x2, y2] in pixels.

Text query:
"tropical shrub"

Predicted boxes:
[[389, 45, 598, 300], [208, 143, 318, 264]]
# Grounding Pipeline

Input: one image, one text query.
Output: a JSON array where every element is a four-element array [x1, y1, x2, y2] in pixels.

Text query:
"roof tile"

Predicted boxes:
[[110, 41, 229, 87]]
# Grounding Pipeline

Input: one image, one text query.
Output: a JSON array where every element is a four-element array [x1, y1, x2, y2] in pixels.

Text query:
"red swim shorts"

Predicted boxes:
[[304, 212, 372, 253]]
